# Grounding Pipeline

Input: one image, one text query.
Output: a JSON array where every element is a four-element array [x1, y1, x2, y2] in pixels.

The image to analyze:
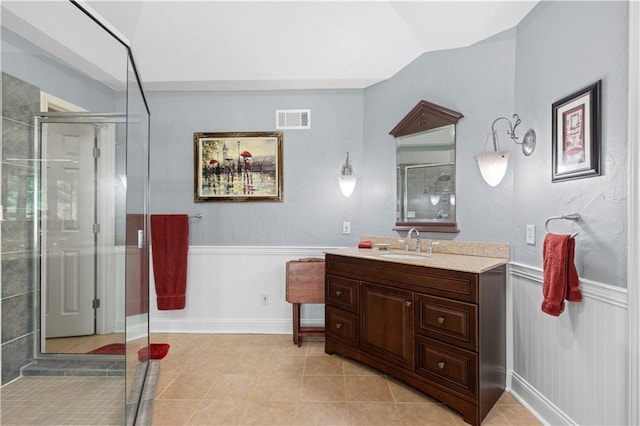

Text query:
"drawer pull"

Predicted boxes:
[[405, 301, 412, 307], [336, 323, 343, 329], [437, 316, 445, 324], [336, 290, 342, 296], [437, 361, 446, 369]]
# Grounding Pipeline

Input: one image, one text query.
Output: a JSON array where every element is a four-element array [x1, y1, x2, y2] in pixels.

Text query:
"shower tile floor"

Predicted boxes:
[[0, 376, 124, 425]]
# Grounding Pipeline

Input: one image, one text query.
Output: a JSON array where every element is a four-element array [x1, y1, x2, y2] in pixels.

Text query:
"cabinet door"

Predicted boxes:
[[361, 282, 414, 370]]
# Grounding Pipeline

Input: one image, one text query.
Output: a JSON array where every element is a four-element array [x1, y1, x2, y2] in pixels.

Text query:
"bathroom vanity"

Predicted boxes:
[[324, 247, 507, 426]]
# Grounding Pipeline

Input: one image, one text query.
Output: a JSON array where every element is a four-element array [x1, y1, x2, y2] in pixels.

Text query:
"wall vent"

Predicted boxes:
[[275, 109, 311, 129]]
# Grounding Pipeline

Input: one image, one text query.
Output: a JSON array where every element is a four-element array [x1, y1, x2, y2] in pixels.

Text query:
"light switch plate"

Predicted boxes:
[[342, 221, 351, 234], [526, 225, 536, 245]]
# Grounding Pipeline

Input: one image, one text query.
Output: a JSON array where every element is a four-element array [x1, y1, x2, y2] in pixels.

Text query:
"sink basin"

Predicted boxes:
[[379, 253, 427, 260]]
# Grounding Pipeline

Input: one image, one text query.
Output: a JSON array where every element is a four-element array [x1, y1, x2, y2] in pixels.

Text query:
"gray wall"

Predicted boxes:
[[1, 28, 124, 114], [362, 29, 518, 241], [513, 1, 628, 286], [150, 0, 628, 289], [148, 90, 364, 246]]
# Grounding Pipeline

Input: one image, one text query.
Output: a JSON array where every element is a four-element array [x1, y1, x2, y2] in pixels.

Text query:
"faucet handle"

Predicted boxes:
[[426, 241, 440, 256], [399, 239, 408, 251]]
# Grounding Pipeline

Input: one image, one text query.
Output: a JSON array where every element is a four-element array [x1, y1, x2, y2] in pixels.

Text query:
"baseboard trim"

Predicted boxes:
[[150, 318, 324, 334], [508, 370, 577, 426]]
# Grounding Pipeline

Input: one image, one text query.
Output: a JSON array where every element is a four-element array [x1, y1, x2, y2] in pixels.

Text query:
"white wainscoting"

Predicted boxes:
[[149, 246, 335, 334], [509, 262, 628, 426], [148, 247, 630, 424]]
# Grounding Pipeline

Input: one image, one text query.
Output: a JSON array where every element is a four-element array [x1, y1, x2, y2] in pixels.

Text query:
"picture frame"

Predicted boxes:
[[194, 131, 283, 202], [551, 80, 601, 182]]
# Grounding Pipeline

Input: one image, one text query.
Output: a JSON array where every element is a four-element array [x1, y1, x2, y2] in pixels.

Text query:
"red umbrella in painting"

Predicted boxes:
[[240, 151, 252, 158], [209, 159, 218, 165]]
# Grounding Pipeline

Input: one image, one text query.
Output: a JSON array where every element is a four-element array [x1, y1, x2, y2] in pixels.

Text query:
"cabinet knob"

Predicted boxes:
[[336, 323, 343, 329], [336, 290, 342, 296], [437, 316, 445, 324], [437, 361, 446, 369], [405, 301, 412, 307]]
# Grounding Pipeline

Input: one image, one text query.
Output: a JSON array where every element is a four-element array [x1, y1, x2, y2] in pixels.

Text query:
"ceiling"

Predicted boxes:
[[3, 1, 539, 91]]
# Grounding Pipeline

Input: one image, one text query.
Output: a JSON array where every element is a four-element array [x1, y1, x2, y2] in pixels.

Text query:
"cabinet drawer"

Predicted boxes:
[[415, 294, 477, 351], [325, 306, 359, 345], [326, 275, 359, 312], [415, 336, 477, 399]]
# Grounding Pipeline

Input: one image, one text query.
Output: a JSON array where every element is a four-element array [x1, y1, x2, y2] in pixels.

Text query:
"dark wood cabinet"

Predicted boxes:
[[325, 253, 506, 426], [361, 283, 414, 370]]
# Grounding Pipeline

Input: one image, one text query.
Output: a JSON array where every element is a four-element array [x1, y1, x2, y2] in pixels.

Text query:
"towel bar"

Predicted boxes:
[[189, 214, 203, 219], [545, 212, 580, 237]]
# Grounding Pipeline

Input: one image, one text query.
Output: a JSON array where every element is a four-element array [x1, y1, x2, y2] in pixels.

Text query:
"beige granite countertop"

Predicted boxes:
[[325, 237, 509, 274], [325, 247, 508, 274]]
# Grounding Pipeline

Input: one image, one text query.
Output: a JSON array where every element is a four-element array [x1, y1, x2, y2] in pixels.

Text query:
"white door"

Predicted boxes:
[[44, 122, 96, 338]]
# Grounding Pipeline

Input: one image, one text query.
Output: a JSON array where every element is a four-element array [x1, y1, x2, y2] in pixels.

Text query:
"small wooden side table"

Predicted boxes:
[[285, 258, 325, 346]]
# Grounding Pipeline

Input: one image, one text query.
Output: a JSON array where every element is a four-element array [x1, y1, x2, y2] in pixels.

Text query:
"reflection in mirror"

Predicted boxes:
[[390, 101, 463, 233]]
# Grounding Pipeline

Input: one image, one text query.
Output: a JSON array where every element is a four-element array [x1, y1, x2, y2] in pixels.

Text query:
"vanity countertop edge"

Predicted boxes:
[[324, 247, 508, 274]]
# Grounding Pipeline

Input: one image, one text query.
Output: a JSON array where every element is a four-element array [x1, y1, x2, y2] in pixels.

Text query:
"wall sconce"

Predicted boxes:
[[475, 113, 536, 187], [339, 152, 357, 197]]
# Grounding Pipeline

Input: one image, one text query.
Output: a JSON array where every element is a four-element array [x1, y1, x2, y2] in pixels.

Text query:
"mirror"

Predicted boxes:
[[390, 100, 463, 233]]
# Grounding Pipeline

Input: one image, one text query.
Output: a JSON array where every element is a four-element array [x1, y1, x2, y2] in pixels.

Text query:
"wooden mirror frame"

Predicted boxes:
[[390, 100, 463, 233]]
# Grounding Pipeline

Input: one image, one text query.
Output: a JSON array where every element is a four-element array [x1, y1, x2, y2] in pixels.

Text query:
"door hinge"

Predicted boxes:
[[93, 147, 101, 158], [92, 299, 101, 309], [93, 223, 100, 234]]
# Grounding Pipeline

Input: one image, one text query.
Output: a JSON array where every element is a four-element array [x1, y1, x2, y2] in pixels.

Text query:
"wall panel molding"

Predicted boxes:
[[508, 261, 628, 425], [149, 245, 335, 335], [510, 262, 628, 308]]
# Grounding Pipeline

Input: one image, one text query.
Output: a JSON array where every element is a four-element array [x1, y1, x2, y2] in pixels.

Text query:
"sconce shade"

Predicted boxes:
[[339, 152, 356, 197], [476, 151, 509, 187], [339, 175, 357, 197]]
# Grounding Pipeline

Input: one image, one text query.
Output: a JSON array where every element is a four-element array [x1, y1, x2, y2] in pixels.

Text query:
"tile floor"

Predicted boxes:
[[151, 333, 541, 425], [0, 376, 124, 425]]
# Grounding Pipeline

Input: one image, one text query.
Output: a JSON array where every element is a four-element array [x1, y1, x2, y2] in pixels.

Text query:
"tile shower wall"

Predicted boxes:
[[1, 72, 40, 384]]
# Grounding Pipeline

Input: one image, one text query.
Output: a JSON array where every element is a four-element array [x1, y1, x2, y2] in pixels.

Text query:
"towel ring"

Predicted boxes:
[[544, 212, 580, 238]]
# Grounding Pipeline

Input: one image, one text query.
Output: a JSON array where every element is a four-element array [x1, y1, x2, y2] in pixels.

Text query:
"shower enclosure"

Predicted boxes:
[[1, 1, 151, 424]]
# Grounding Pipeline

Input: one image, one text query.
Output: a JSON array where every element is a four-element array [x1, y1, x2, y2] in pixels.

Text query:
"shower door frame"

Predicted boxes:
[[33, 112, 124, 357]]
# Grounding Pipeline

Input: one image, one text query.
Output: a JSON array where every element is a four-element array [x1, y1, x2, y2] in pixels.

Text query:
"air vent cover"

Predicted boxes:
[[276, 109, 311, 129]]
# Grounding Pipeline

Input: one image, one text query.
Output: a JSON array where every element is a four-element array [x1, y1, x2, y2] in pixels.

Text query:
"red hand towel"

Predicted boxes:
[[541, 233, 582, 316], [151, 214, 189, 310]]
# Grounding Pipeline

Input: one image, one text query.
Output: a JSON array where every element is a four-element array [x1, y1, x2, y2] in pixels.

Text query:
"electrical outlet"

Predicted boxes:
[[342, 221, 351, 234], [261, 293, 269, 305], [526, 225, 536, 245]]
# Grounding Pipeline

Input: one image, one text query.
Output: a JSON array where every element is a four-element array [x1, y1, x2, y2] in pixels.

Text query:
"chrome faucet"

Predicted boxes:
[[425, 241, 439, 257], [406, 228, 421, 252]]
